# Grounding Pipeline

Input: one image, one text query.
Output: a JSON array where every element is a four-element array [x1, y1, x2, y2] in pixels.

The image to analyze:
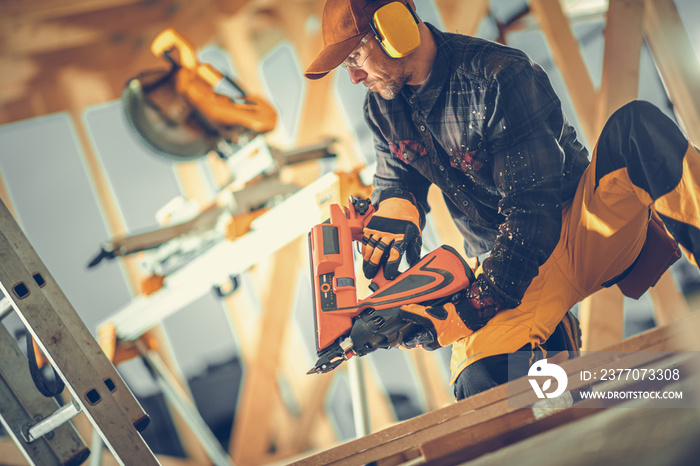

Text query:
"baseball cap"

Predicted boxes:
[[304, 0, 414, 79]]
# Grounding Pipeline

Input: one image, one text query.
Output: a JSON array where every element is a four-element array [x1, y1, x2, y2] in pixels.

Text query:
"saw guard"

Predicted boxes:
[[122, 29, 277, 161]]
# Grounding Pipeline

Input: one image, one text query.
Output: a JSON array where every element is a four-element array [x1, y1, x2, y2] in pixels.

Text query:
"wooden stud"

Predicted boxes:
[[647, 271, 690, 327], [230, 236, 306, 464], [579, 0, 645, 353], [530, 0, 598, 144], [57, 68, 142, 294], [596, 0, 645, 132], [56, 68, 212, 464], [406, 349, 453, 411], [644, 0, 700, 145], [578, 285, 625, 351], [434, 0, 491, 36]]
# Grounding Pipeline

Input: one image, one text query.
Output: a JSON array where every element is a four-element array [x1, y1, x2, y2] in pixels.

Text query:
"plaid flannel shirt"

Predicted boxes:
[[365, 24, 590, 310]]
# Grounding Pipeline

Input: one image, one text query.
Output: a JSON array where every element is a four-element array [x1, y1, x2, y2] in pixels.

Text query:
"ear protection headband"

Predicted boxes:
[[364, 1, 421, 58]]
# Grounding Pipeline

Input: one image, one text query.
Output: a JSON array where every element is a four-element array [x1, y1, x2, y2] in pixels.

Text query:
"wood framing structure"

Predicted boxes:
[[1, 0, 700, 465]]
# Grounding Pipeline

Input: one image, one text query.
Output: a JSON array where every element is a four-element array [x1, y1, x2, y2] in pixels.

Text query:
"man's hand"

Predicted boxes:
[[462, 278, 503, 330], [399, 300, 472, 348], [398, 278, 506, 348], [362, 189, 422, 280]]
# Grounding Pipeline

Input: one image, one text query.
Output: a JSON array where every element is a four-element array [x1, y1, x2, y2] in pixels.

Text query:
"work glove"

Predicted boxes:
[[398, 277, 505, 348], [463, 277, 504, 330], [362, 188, 422, 281]]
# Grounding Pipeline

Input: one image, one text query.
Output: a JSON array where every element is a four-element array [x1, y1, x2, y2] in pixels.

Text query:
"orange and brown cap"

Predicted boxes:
[[304, 0, 414, 79]]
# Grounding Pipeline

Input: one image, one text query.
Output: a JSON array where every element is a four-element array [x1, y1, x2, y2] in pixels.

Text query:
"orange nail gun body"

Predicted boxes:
[[307, 197, 474, 374]]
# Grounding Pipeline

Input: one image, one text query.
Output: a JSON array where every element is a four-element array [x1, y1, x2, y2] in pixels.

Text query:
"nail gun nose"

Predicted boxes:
[[308, 337, 354, 374]]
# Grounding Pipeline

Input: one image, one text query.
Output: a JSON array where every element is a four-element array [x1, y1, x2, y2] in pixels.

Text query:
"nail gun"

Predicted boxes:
[[307, 197, 475, 374]]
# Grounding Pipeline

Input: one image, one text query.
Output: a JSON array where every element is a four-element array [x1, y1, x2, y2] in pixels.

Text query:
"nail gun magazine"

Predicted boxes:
[[307, 197, 475, 375]]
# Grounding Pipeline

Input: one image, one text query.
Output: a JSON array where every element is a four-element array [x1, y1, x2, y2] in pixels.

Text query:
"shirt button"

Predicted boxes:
[[462, 200, 469, 206], [439, 165, 445, 171], [420, 125, 426, 132]]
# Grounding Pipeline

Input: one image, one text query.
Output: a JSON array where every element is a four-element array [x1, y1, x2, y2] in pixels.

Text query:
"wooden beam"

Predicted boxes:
[[57, 68, 213, 464], [291, 310, 700, 465], [578, 285, 625, 351], [580, 0, 644, 353], [1, 0, 143, 21], [0, 1, 235, 125], [230, 236, 305, 464], [596, 0, 645, 132], [57, 68, 143, 293], [648, 271, 690, 326], [1, 1, 215, 57], [530, 0, 598, 144], [434, 0, 491, 36], [407, 349, 453, 411], [643, 0, 700, 145]]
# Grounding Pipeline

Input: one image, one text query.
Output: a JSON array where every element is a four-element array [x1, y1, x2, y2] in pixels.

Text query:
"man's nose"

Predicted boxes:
[[348, 67, 367, 85]]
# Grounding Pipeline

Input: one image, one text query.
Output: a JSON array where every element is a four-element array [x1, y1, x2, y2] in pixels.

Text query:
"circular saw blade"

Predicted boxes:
[[122, 70, 222, 162]]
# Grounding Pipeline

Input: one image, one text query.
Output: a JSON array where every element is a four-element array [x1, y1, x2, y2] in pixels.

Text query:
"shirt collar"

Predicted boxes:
[[401, 23, 452, 114]]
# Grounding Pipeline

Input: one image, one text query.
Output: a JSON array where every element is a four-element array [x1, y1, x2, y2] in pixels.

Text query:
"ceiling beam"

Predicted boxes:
[[644, 0, 700, 145]]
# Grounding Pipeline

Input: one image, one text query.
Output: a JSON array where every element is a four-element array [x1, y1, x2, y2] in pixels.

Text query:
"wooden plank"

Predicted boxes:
[[291, 311, 700, 465], [230, 236, 305, 464], [1, 1, 216, 57], [420, 350, 695, 466], [279, 1, 367, 168], [644, 0, 700, 145], [579, 286, 625, 351], [530, 0, 598, 144], [418, 406, 601, 464], [1, 0, 143, 21], [596, 0, 645, 132], [587, 0, 690, 354], [57, 68, 142, 294], [407, 349, 453, 411], [288, 371, 336, 453], [648, 271, 690, 326], [445, 379, 700, 466]]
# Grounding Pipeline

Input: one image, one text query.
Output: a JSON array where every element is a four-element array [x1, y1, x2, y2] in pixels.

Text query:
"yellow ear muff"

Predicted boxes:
[[372, 2, 421, 58]]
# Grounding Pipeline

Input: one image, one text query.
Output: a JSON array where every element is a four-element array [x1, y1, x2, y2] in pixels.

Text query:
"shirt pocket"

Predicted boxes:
[[388, 140, 428, 165], [449, 139, 488, 173]]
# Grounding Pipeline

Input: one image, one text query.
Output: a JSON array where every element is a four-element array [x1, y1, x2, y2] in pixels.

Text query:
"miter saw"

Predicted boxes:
[[122, 28, 277, 162], [88, 28, 338, 289]]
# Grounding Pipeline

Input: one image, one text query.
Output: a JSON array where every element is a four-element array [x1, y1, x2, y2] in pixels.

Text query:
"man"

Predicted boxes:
[[304, 0, 700, 399]]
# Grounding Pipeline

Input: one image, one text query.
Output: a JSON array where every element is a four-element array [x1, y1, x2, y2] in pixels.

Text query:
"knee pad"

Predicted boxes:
[[595, 100, 687, 199]]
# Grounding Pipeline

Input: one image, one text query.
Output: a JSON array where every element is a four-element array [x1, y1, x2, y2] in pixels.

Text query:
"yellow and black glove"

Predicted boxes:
[[362, 189, 422, 281], [400, 299, 473, 349], [399, 278, 505, 349]]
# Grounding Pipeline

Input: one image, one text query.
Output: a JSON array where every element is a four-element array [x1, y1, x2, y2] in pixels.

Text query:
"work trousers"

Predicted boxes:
[[452, 100, 700, 399]]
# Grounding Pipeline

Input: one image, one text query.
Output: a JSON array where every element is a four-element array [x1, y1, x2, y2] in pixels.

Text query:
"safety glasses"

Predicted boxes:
[[340, 36, 374, 70]]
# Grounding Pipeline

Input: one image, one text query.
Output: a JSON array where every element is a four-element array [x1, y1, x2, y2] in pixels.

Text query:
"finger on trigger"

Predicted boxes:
[[369, 243, 387, 267]]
